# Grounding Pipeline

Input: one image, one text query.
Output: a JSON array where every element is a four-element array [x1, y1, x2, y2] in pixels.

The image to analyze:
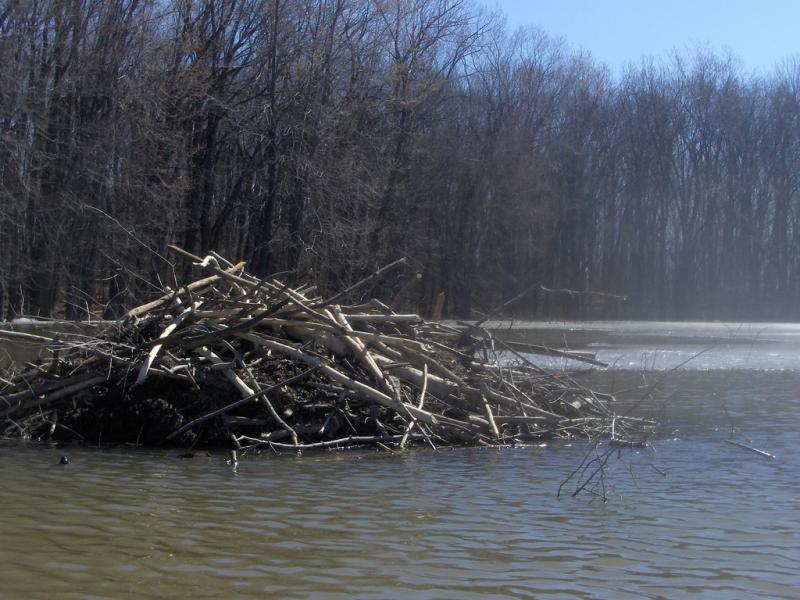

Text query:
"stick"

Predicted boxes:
[[124, 262, 245, 319], [0, 330, 59, 344], [1, 375, 109, 418], [136, 301, 197, 385], [329, 305, 393, 394], [236, 332, 470, 429], [165, 367, 317, 441], [314, 257, 407, 308], [260, 434, 423, 450], [482, 393, 501, 440], [196, 347, 255, 397], [400, 363, 428, 449], [495, 340, 607, 368], [2, 371, 109, 406], [372, 355, 561, 422], [474, 282, 542, 327], [231, 342, 302, 447], [344, 314, 421, 323], [724, 439, 775, 459]]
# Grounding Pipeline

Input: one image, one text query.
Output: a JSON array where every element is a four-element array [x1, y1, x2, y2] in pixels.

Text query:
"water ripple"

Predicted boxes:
[[2, 353, 800, 597]]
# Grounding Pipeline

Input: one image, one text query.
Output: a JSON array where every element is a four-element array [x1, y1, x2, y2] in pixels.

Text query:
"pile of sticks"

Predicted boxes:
[[0, 248, 652, 451]]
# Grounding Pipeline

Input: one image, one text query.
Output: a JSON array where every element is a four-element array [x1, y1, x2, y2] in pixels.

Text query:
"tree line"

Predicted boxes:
[[1, 0, 799, 321]]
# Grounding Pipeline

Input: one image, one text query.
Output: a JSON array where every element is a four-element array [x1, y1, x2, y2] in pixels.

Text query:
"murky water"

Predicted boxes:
[[2, 322, 799, 598]]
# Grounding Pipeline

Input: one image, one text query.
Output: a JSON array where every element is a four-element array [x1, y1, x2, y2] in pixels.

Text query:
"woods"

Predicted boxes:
[[1, 0, 800, 322]]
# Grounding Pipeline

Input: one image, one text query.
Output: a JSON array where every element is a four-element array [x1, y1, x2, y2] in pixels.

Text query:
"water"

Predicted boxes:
[[491, 320, 800, 371], [1, 322, 799, 598]]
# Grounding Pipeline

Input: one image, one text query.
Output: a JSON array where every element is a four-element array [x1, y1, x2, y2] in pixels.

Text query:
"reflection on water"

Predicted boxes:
[[495, 320, 800, 371], [1, 323, 800, 598]]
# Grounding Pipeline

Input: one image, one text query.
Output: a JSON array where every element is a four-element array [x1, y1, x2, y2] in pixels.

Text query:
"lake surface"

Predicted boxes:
[[1, 322, 799, 598]]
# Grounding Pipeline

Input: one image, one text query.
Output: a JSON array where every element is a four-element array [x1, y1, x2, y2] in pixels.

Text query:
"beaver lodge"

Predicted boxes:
[[0, 247, 653, 452]]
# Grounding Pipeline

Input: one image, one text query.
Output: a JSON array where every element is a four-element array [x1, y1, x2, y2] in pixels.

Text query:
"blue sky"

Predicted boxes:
[[492, 0, 799, 75]]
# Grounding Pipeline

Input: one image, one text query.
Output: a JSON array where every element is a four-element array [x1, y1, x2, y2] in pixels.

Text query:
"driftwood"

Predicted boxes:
[[0, 248, 653, 451]]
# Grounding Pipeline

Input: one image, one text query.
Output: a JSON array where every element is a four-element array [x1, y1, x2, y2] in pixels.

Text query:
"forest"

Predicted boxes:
[[1, 0, 799, 321]]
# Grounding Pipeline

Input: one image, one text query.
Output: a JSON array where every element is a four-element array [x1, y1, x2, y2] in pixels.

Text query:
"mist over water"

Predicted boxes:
[[1, 322, 799, 598]]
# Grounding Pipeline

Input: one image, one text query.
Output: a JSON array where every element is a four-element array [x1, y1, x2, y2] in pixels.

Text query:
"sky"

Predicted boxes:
[[492, 0, 799, 75]]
